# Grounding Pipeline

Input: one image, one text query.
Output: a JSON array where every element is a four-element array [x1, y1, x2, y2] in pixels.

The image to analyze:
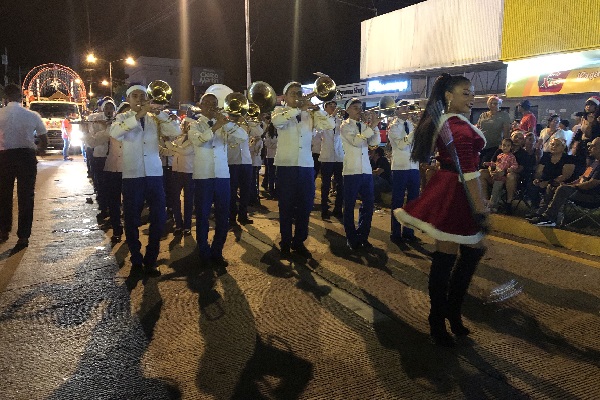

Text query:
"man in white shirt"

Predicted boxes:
[[318, 100, 344, 220], [109, 84, 181, 275], [0, 84, 47, 248], [387, 100, 420, 244], [272, 81, 334, 257], [340, 98, 381, 251], [189, 93, 247, 272]]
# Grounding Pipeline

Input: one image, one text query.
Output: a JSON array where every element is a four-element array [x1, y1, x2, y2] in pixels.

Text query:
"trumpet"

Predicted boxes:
[[147, 80, 173, 105], [297, 73, 337, 109]]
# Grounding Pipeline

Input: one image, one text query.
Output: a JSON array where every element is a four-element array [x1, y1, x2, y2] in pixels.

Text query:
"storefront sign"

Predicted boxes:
[[367, 79, 410, 95], [506, 51, 600, 97], [336, 83, 367, 100], [193, 68, 224, 86]]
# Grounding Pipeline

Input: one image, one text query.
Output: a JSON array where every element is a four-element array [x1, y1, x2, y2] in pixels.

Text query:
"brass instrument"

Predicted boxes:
[[246, 102, 261, 122], [296, 73, 337, 109], [147, 80, 173, 105], [366, 96, 396, 118], [223, 92, 250, 118], [247, 81, 277, 113]]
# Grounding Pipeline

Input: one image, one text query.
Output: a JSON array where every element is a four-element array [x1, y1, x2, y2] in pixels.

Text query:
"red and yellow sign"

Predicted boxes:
[[507, 65, 600, 98]]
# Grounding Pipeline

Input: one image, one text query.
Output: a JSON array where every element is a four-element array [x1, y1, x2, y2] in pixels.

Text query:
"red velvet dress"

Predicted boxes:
[[394, 114, 486, 244]]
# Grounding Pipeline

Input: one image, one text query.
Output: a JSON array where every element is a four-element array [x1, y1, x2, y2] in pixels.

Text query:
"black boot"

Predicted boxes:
[[428, 251, 458, 347], [447, 245, 486, 336]]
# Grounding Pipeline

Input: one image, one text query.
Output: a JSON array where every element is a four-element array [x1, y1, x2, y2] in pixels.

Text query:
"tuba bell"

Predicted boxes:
[[247, 81, 277, 113], [223, 92, 250, 118], [147, 80, 173, 105], [367, 95, 397, 118], [246, 102, 261, 122]]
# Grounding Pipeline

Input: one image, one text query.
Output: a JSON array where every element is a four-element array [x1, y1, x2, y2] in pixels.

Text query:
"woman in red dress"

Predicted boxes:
[[394, 74, 488, 347]]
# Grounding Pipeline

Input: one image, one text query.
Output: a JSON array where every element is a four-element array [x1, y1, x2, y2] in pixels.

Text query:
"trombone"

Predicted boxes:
[[365, 96, 396, 118]]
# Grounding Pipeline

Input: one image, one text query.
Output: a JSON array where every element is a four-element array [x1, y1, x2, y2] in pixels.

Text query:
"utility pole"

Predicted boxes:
[[245, 0, 251, 88]]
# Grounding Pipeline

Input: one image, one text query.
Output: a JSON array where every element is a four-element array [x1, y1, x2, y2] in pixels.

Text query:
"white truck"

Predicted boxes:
[[28, 100, 83, 150]]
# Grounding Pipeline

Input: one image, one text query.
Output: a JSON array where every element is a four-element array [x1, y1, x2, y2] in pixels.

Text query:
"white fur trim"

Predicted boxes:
[[437, 113, 487, 148], [393, 208, 484, 245], [462, 171, 480, 181], [126, 85, 147, 97]]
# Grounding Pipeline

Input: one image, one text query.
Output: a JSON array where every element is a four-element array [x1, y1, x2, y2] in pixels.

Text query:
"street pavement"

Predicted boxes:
[[0, 153, 599, 400]]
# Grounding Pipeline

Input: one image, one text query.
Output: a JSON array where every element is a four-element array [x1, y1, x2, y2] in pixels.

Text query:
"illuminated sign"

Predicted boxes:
[[336, 83, 367, 99], [367, 79, 409, 94]]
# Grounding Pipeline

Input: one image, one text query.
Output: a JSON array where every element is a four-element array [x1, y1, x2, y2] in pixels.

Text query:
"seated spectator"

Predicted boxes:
[[370, 146, 392, 203], [559, 119, 574, 149], [526, 138, 575, 217], [538, 115, 566, 153], [531, 138, 600, 227], [482, 138, 519, 212], [571, 111, 600, 178]]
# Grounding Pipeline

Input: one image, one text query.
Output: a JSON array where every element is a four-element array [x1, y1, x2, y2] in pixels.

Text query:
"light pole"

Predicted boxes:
[[86, 53, 135, 98]]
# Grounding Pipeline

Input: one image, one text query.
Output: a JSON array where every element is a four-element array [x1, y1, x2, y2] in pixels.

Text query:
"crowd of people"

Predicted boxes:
[[3, 74, 599, 347]]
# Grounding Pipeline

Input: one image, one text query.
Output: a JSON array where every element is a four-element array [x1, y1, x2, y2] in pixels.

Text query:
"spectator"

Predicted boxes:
[[531, 137, 600, 227], [482, 138, 519, 212], [476, 95, 511, 167], [559, 119, 573, 149], [371, 146, 392, 203], [571, 111, 585, 139], [0, 84, 47, 249], [61, 113, 76, 161], [518, 99, 537, 135], [571, 111, 599, 179], [538, 114, 566, 153], [527, 138, 575, 218]]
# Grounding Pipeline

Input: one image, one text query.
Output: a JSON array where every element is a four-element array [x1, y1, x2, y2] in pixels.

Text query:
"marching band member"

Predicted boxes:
[[387, 100, 420, 245], [340, 98, 381, 251], [311, 129, 323, 180], [87, 99, 116, 221], [103, 101, 129, 244], [249, 127, 264, 206], [227, 115, 254, 225], [165, 119, 195, 236], [272, 82, 334, 257], [109, 84, 181, 276], [262, 115, 278, 198], [189, 93, 247, 273], [318, 100, 344, 220]]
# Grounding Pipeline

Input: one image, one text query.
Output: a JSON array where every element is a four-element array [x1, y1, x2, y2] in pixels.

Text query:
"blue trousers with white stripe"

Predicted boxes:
[[194, 178, 230, 260], [343, 174, 374, 247], [122, 176, 166, 267], [391, 169, 420, 240], [277, 166, 315, 247]]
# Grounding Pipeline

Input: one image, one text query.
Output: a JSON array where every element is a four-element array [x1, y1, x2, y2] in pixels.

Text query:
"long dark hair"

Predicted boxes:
[[411, 73, 471, 163], [267, 122, 277, 138]]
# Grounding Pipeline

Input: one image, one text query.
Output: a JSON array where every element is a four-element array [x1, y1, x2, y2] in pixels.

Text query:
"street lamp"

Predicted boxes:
[[86, 53, 136, 98]]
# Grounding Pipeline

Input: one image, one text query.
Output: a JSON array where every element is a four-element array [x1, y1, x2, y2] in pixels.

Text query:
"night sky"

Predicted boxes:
[[0, 0, 421, 98]]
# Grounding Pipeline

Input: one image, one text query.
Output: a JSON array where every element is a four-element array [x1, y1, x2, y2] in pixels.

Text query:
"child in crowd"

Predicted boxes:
[[483, 138, 519, 212]]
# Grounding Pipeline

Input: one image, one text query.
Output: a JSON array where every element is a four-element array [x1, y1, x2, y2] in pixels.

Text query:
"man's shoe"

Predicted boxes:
[[183, 229, 192, 236], [390, 236, 403, 246], [504, 203, 513, 215], [110, 235, 122, 244], [16, 238, 29, 246], [210, 255, 229, 268], [291, 242, 311, 258], [361, 241, 374, 250], [238, 217, 253, 225], [528, 216, 542, 224], [321, 210, 331, 220], [535, 217, 556, 227], [347, 240, 361, 251], [144, 264, 161, 277], [332, 209, 343, 219], [0, 231, 8, 243], [96, 211, 109, 221], [280, 243, 291, 258], [173, 228, 183, 236], [403, 235, 419, 243]]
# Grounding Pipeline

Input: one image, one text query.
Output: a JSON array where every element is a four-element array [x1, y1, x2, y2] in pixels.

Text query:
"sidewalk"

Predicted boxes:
[[316, 176, 600, 257]]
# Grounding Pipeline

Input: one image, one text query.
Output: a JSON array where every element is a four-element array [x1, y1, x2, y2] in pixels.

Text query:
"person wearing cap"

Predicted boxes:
[[103, 102, 129, 244], [318, 100, 344, 220], [110, 83, 181, 276], [271, 81, 335, 257], [87, 98, 116, 222], [0, 84, 47, 248], [340, 98, 381, 251], [388, 100, 419, 244], [581, 96, 600, 139], [517, 99, 537, 135], [476, 96, 511, 167], [189, 93, 247, 273]]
